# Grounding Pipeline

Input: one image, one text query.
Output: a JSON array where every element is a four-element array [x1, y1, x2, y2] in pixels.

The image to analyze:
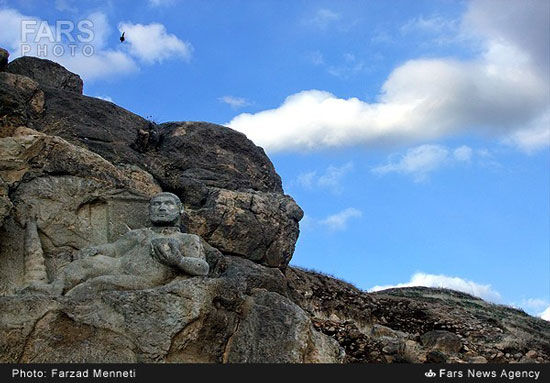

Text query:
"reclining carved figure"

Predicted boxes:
[[24, 192, 209, 296]]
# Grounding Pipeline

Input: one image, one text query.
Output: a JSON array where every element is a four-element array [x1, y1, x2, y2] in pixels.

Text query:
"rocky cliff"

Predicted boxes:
[[0, 49, 548, 363]]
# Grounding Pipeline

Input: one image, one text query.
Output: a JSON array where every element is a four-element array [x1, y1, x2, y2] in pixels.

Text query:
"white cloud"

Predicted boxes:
[[327, 52, 366, 79], [453, 145, 473, 162], [55, 50, 138, 81], [0, 8, 34, 52], [87, 11, 110, 50], [118, 22, 192, 64], [307, 50, 324, 66], [306, 50, 366, 78], [317, 162, 353, 192], [370, 29, 393, 44], [539, 306, 550, 321], [319, 208, 362, 231], [504, 111, 550, 154], [94, 95, 113, 102], [228, 1, 549, 154], [372, 144, 449, 182], [463, 0, 549, 78], [54, 0, 77, 13], [371, 144, 473, 182], [521, 298, 549, 311], [299, 207, 362, 232], [148, 0, 177, 6], [307, 9, 341, 29], [476, 148, 502, 169], [219, 96, 251, 109], [369, 272, 502, 302], [296, 162, 353, 193], [296, 171, 317, 189], [400, 14, 459, 36]]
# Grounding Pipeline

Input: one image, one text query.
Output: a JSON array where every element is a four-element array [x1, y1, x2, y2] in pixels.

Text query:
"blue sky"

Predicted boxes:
[[1, 0, 548, 319]]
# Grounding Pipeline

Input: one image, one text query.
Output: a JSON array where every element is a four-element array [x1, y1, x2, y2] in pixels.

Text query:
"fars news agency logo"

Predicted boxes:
[[19, 19, 95, 58], [425, 369, 437, 378]]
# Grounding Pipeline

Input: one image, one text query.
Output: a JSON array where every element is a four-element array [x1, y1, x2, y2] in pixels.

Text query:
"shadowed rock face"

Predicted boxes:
[[0, 49, 8, 71], [1, 51, 548, 364], [0, 72, 45, 129], [6, 56, 83, 94]]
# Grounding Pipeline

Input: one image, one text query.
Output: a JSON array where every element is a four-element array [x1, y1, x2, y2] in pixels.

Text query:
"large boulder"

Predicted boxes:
[[420, 330, 463, 354], [223, 289, 342, 363], [6, 56, 83, 94]]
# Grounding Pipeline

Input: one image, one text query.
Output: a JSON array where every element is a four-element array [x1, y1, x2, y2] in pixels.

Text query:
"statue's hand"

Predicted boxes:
[[151, 238, 181, 267]]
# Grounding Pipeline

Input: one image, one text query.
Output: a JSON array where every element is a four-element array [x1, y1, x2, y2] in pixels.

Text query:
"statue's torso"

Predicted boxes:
[[117, 228, 200, 283]]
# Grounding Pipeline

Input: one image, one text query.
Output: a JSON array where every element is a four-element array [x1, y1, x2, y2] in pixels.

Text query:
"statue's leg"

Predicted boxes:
[[17, 255, 117, 296], [58, 255, 121, 294], [65, 274, 159, 298]]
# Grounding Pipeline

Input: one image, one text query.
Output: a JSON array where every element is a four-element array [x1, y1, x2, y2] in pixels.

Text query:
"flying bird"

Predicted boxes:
[[120, 32, 125, 43]]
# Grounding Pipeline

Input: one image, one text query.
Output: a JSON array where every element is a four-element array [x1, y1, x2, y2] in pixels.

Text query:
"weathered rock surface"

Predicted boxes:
[[420, 330, 462, 354], [0, 256, 343, 363], [0, 48, 8, 71], [6, 56, 83, 94], [1, 50, 548, 364], [0, 72, 44, 130], [286, 269, 550, 363]]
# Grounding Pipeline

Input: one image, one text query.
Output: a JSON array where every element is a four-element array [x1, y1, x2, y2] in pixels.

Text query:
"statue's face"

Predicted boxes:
[[149, 195, 181, 224]]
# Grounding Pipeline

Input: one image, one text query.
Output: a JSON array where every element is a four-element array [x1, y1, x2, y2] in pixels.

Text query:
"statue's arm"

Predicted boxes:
[[74, 243, 115, 260], [75, 231, 139, 259], [174, 235, 209, 276], [176, 257, 209, 276], [151, 235, 210, 276]]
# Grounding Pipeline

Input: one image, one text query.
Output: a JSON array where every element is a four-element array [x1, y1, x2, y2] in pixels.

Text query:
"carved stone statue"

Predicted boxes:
[[23, 192, 209, 296]]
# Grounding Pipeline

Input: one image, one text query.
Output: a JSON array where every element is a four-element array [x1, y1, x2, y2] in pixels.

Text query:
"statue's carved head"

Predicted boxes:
[[149, 192, 184, 226]]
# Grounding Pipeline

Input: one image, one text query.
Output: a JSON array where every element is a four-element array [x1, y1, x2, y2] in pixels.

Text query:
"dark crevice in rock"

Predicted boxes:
[[221, 311, 242, 363]]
